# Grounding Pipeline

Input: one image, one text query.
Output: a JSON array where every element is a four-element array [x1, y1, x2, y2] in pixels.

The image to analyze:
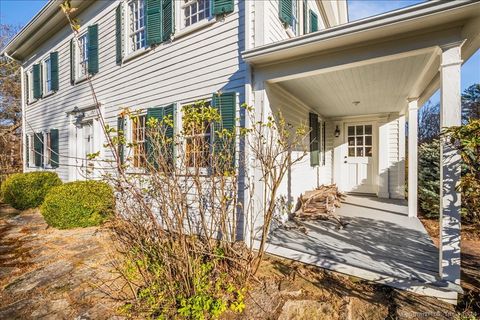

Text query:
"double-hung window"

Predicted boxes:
[[182, 0, 211, 28], [127, 0, 146, 54], [27, 70, 34, 102], [77, 33, 89, 79], [132, 115, 147, 168], [43, 56, 52, 94], [183, 103, 213, 169]]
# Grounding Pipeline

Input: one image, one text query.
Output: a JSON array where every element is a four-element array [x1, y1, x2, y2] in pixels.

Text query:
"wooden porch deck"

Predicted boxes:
[[264, 195, 459, 301]]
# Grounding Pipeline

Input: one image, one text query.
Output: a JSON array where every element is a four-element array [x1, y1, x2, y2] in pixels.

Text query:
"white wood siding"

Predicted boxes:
[[23, 0, 246, 182]]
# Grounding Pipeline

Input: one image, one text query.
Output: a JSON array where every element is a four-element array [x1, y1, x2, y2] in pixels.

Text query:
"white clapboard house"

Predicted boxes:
[[2, 0, 480, 303]]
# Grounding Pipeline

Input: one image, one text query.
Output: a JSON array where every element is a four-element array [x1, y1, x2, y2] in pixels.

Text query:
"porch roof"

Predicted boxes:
[[244, 0, 480, 109]]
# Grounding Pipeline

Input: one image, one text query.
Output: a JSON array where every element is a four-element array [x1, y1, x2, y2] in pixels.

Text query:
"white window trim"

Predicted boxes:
[[175, 0, 215, 38], [122, 0, 148, 61], [43, 130, 53, 169], [28, 133, 35, 167]]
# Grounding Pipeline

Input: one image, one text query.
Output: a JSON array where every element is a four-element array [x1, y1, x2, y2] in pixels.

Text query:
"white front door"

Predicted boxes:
[[82, 121, 94, 178], [344, 123, 376, 193]]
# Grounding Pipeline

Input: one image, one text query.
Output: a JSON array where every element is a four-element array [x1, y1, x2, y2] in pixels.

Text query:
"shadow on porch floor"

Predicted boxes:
[[264, 195, 459, 301]]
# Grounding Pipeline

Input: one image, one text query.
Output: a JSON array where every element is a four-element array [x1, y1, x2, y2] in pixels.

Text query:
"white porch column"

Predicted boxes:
[[439, 44, 462, 284], [408, 99, 418, 218], [377, 116, 390, 198]]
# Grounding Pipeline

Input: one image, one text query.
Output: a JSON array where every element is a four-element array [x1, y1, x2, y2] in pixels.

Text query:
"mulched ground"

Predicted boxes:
[[0, 205, 121, 319]]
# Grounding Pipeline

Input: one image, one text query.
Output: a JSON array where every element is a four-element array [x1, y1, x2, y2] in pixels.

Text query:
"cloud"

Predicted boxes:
[[347, 0, 426, 21]]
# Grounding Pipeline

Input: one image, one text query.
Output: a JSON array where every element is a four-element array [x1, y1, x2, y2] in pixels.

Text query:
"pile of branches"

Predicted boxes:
[[293, 184, 347, 227]]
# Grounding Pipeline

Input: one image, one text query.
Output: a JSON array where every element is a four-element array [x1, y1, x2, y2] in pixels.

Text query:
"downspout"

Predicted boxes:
[[2, 52, 26, 172]]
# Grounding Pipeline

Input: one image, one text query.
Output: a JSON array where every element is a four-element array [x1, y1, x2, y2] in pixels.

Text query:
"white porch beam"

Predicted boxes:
[[438, 43, 462, 285], [407, 99, 418, 218]]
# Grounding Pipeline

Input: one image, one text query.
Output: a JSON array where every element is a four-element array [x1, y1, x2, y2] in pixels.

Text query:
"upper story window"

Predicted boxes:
[[43, 56, 52, 94], [77, 33, 89, 79], [182, 0, 211, 28], [26, 70, 34, 103], [127, 0, 146, 54]]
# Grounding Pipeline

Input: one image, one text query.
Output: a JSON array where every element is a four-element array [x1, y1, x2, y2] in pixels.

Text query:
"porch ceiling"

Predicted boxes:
[[277, 51, 435, 117]]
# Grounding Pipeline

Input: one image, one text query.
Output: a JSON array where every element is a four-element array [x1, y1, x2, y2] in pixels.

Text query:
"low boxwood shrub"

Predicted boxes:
[[41, 180, 115, 229], [1, 172, 62, 210]]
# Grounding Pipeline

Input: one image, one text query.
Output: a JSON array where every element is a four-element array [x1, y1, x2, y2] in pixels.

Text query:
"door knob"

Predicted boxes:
[[344, 160, 347, 163]]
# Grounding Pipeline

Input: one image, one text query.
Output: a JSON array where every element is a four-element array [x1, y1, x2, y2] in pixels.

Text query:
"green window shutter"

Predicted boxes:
[[88, 24, 99, 74], [33, 64, 41, 99], [117, 116, 125, 164], [34, 133, 43, 167], [309, 112, 319, 166], [213, 0, 234, 15], [50, 129, 59, 168], [116, 4, 124, 64], [70, 39, 76, 84], [26, 135, 29, 167], [146, 104, 176, 168], [50, 52, 59, 91], [279, 0, 293, 26], [146, 0, 163, 46], [309, 10, 318, 32], [212, 92, 236, 169], [162, 0, 174, 42]]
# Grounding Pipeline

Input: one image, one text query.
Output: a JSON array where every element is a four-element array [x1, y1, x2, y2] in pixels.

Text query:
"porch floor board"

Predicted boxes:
[[265, 195, 452, 299]]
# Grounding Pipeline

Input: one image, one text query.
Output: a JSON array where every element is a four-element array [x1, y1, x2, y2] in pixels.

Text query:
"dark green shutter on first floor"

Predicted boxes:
[[309, 10, 318, 32], [279, 0, 293, 26], [213, 0, 234, 15], [117, 117, 125, 164], [146, 104, 176, 168], [309, 112, 319, 166], [88, 24, 99, 74], [50, 52, 59, 91], [212, 92, 236, 169], [33, 64, 42, 99], [50, 129, 59, 168], [34, 133, 43, 167]]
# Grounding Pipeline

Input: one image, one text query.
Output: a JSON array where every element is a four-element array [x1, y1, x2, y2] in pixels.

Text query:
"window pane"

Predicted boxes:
[[348, 137, 355, 146], [365, 136, 372, 146], [356, 147, 364, 157], [365, 125, 372, 135], [356, 125, 363, 135], [348, 147, 355, 157], [356, 136, 363, 146], [365, 146, 372, 157], [348, 126, 354, 136]]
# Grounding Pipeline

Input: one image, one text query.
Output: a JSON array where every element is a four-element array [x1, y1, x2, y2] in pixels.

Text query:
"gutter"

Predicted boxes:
[[242, 0, 479, 61], [0, 0, 58, 59]]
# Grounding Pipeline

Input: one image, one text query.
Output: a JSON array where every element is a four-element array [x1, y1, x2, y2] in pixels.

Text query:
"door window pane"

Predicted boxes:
[[348, 147, 355, 157], [356, 147, 364, 157], [348, 126, 354, 136], [356, 125, 363, 135], [365, 125, 372, 135], [348, 137, 355, 146], [356, 136, 363, 146], [365, 136, 372, 146], [365, 146, 372, 157]]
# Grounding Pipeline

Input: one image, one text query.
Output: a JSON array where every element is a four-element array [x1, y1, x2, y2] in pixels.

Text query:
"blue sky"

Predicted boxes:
[[1, 0, 478, 105]]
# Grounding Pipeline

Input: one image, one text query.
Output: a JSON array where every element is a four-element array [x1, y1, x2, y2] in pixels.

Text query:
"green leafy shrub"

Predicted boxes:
[[418, 140, 440, 218], [41, 180, 114, 229], [0, 172, 62, 210]]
